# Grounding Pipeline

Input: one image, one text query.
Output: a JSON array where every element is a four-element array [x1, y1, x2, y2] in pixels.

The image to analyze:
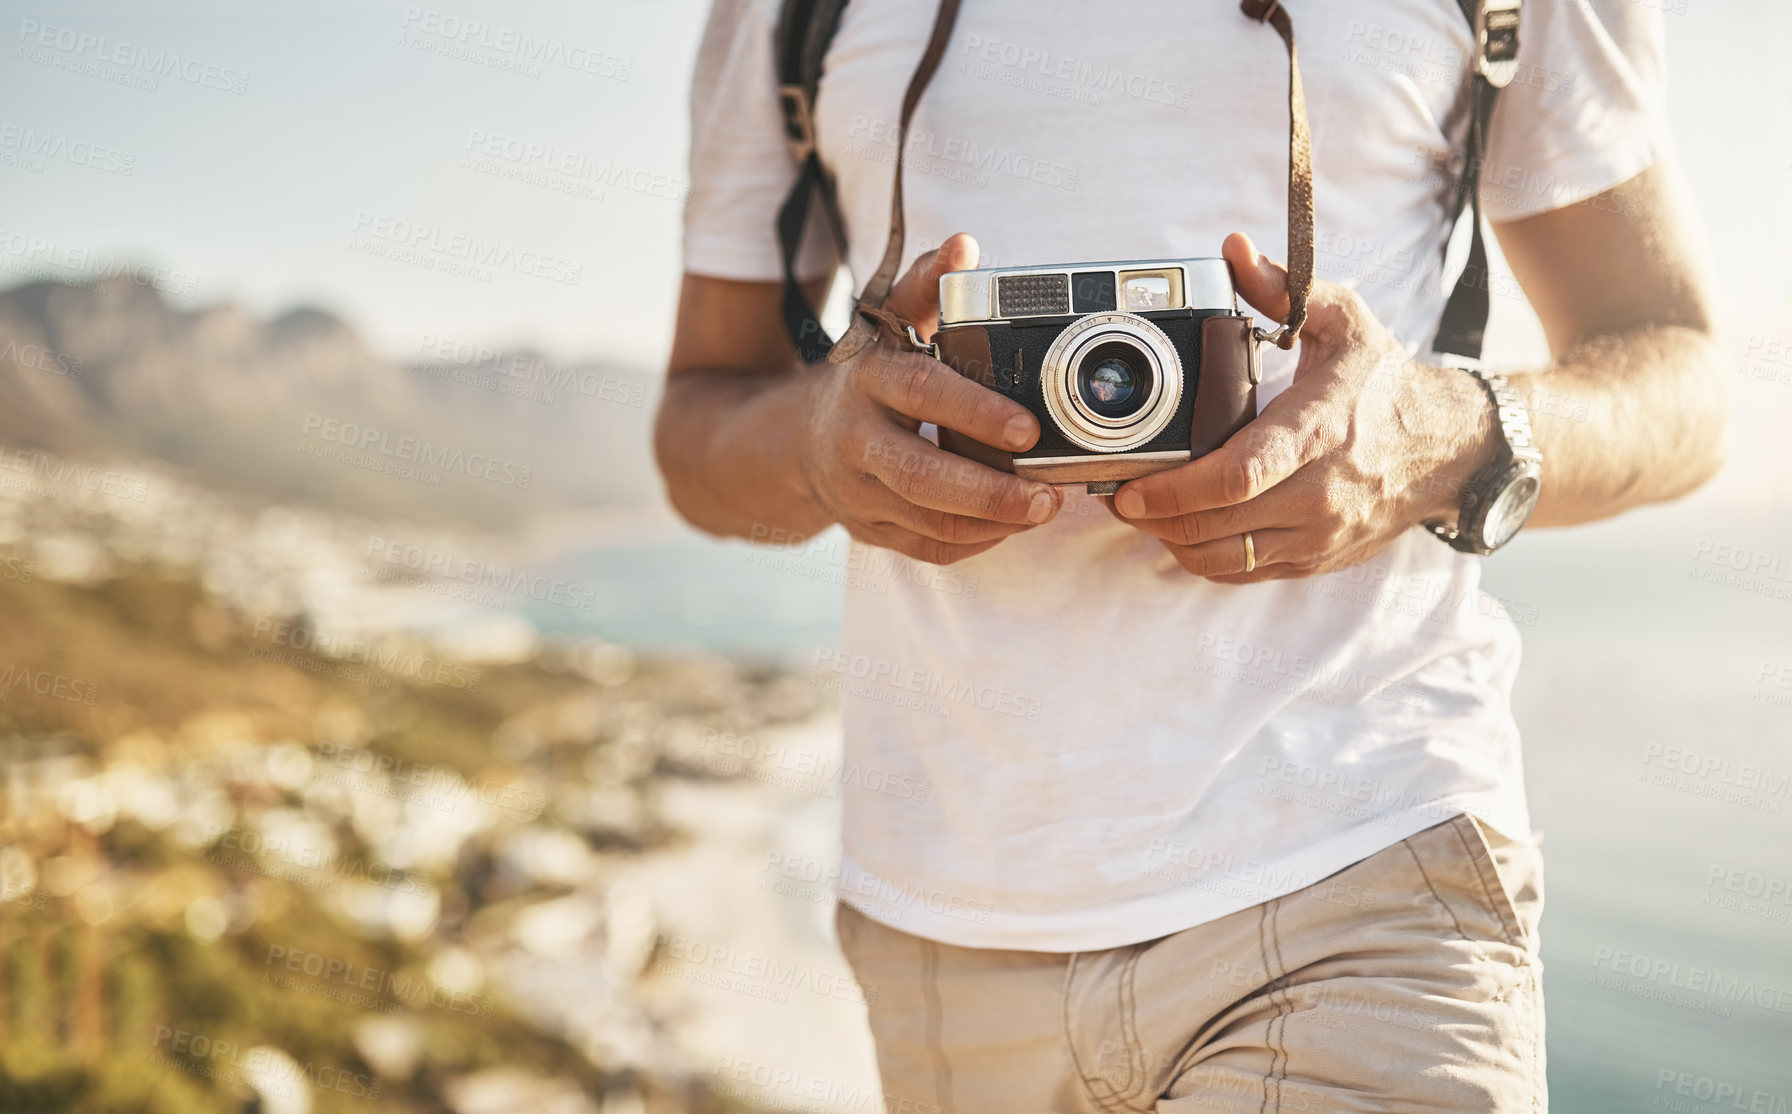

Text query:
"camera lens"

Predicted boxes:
[[1075, 342, 1153, 420], [1039, 312, 1184, 454]]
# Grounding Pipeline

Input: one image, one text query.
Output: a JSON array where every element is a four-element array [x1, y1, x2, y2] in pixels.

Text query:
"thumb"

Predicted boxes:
[[1222, 232, 1292, 325], [886, 232, 980, 338]]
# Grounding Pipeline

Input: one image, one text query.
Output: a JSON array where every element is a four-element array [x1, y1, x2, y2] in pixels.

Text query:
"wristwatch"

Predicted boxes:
[[1430, 365, 1543, 555]]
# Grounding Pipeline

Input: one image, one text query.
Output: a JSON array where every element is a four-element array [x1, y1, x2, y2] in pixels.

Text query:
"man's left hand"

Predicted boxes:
[[1111, 232, 1492, 583]]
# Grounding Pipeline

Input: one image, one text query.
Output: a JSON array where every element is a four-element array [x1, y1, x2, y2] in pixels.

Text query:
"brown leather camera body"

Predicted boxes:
[[934, 311, 1260, 489]]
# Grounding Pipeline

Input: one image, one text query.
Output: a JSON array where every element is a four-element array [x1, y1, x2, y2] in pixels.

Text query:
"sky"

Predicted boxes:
[[0, 0, 1787, 384], [1, 0, 708, 370]]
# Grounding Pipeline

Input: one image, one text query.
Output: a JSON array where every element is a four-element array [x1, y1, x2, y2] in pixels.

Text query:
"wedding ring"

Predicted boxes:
[[1243, 531, 1256, 573]]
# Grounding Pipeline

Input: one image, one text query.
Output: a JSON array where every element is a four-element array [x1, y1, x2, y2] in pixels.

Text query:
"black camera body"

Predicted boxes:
[[933, 259, 1261, 492]]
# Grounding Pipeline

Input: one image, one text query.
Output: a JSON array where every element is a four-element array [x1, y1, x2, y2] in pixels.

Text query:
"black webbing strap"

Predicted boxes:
[[825, 0, 964, 364], [773, 0, 1518, 364], [1433, 0, 1521, 362], [774, 0, 851, 363]]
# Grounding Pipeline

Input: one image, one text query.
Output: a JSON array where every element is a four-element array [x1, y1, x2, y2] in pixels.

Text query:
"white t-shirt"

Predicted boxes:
[[684, 0, 1667, 951]]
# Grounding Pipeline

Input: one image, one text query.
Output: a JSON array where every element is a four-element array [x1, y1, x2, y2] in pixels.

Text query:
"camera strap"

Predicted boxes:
[[828, 0, 1309, 365], [774, 0, 1512, 363], [1432, 0, 1522, 363], [774, 0, 854, 363], [825, 0, 964, 365], [1238, 0, 1313, 350]]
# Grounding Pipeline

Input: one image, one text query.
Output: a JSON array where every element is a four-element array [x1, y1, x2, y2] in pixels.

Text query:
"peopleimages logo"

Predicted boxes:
[[462, 129, 691, 204], [0, 123, 135, 175], [845, 115, 1080, 191], [956, 33, 1193, 109], [0, 337, 84, 378], [14, 20, 250, 94], [349, 212, 582, 286], [0, 228, 200, 298], [811, 647, 1044, 721], [1653, 1068, 1789, 1114], [149, 1026, 379, 1099], [364, 537, 597, 615], [398, 6, 630, 81], [0, 443, 150, 501], [655, 933, 878, 1005], [315, 740, 546, 818], [0, 662, 99, 705], [263, 944, 494, 1018], [703, 728, 931, 802], [1590, 944, 1792, 1017], [300, 414, 532, 489], [250, 617, 482, 692]]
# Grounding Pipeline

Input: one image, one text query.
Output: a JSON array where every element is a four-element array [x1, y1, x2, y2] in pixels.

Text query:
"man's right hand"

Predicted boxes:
[[796, 232, 1063, 565]]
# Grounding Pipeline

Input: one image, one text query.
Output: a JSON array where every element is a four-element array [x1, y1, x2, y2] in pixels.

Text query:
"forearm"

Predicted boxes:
[[1410, 323, 1727, 532], [1504, 323, 1728, 526], [654, 368, 833, 540], [1474, 163, 1728, 528]]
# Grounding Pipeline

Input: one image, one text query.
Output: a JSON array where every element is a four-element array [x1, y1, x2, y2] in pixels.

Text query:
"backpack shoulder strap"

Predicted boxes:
[[1433, 0, 1522, 363], [774, 0, 852, 363]]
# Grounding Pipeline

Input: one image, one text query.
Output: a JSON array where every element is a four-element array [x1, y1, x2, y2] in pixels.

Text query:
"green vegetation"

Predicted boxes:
[[0, 566, 767, 1114]]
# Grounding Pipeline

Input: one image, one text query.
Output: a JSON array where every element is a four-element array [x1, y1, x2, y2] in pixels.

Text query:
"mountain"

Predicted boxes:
[[0, 278, 663, 528]]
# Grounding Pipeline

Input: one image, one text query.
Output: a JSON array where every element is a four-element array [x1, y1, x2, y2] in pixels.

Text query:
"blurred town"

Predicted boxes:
[[0, 279, 870, 1114]]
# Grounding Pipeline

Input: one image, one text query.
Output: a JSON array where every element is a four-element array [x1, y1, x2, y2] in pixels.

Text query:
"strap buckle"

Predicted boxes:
[[1474, 0, 1522, 89], [903, 323, 941, 362], [1252, 321, 1299, 352], [777, 84, 818, 162]]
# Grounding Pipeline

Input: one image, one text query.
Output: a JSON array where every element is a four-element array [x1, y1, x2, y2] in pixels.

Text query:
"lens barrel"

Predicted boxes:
[[1039, 312, 1184, 453]]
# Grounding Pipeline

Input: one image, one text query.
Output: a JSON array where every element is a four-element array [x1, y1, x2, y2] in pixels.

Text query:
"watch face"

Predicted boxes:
[[1483, 472, 1541, 550]]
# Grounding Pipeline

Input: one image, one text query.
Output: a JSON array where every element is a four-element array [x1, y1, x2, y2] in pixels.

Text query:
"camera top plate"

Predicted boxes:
[[938, 257, 1236, 327]]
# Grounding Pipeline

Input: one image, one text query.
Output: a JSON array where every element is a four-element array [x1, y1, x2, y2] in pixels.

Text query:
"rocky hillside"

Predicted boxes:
[[0, 278, 661, 528], [0, 488, 836, 1114]]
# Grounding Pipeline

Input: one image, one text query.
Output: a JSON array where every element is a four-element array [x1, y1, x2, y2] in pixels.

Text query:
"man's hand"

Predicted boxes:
[[1110, 232, 1490, 583], [797, 232, 1063, 566]]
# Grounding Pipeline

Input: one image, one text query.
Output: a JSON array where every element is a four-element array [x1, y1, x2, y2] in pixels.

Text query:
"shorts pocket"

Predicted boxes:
[[1403, 814, 1532, 956]]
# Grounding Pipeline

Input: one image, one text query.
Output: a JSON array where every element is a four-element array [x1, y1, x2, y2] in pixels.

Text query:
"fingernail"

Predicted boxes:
[[1026, 488, 1055, 524], [1116, 490, 1144, 518], [1003, 414, 1034, 449]]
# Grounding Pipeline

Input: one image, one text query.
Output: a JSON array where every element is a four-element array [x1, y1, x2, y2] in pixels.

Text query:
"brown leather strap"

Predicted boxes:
[[827, 0, 963, 364], [1239, 0, 1314, 349], [836, 0, 1309, 360], [853, 303, 916, 343]]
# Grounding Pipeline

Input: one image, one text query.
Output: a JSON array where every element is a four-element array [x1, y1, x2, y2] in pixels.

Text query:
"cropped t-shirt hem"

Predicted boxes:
[[835, 793, 1532, 953]]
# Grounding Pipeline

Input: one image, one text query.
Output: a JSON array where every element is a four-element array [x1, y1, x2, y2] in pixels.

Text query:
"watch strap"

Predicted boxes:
[[1431, 365, 1539, 552], [1478, 367, 1539, 462]]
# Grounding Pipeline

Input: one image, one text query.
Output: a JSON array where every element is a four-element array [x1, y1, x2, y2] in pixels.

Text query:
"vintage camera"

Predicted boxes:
[[934, 258, 1261, 493]]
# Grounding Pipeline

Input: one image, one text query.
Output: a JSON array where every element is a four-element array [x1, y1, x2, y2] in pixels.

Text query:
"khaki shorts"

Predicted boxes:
[[836, 814, 1545, 1113]]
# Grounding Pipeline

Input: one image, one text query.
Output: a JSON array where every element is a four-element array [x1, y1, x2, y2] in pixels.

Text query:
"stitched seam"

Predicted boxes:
[[1081, 1054, 1137, 1112], [1065, 946, 1155, 1114], [1269, 899, 1289, 1114], [1402, 837, 1474, 945], [1530, 964, 1544, 1112], [1064, 953, 1120, 1114], [1452, 818, 1521, 947], [1082, 960, 1134, 1110], [1255, 903, 1292, 1114], [1406, 833, 1531, 1013], [920, 938, 954, 1114], [1062, 953, 1086, 1094], [1116, 946, 1148, 1107], [1081, 1063, 1132, 1113], [1255, 905, 1273, 1114]]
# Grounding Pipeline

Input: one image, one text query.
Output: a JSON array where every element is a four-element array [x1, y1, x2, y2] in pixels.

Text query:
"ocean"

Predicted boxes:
[[525, 486, 1792, 1104]]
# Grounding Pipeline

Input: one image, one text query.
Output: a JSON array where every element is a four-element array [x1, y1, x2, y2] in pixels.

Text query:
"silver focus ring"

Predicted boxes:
[[1038, 312, 1185, 455]]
